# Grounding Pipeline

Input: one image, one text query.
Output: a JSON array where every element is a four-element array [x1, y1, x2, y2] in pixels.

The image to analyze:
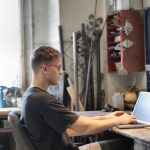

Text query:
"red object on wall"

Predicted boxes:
[[107, 10, 145, 73]]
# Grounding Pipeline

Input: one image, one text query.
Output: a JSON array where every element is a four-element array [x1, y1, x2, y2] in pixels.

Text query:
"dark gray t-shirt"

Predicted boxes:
[[21, 87, 79, 150]]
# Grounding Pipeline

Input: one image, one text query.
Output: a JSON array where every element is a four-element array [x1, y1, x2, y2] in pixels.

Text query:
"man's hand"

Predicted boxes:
[[105, 111, 125, 119], [117, 113, 136, 125]]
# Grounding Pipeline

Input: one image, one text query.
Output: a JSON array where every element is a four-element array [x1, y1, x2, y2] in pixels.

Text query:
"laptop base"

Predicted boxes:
[[116, 124, 150, 129]]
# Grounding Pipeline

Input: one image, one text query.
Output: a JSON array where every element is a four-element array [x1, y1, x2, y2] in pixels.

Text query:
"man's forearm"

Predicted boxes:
[[86, 116, 107, 120], [69, 113, 135, 137], [69, 116, 119, 136]]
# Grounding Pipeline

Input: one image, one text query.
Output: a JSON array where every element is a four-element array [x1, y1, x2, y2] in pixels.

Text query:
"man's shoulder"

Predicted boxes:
[[23, 87, 56, 103]]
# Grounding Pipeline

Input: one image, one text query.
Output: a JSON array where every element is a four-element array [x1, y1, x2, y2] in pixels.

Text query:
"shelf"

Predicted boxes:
[[108, 35, 116, 38], [108, 41, 120, 45], [107, 10, 145, 73], [109, 55, 120, 60], [107, 11, 122, 72], [107, 27, 120, 31]]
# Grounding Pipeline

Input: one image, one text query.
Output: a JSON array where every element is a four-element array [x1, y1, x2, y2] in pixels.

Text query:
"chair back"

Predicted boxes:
[[8, 111, 36, 150]]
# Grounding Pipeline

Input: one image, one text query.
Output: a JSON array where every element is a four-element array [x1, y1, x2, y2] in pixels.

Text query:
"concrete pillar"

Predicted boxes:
[[20, 0, 33, 90]]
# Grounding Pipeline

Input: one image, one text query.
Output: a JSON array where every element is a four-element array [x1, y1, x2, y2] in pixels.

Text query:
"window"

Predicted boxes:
[[0, 0, 20, 87]]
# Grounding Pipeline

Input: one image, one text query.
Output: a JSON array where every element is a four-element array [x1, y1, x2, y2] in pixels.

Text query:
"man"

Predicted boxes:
[[21, 46, 136, 150]]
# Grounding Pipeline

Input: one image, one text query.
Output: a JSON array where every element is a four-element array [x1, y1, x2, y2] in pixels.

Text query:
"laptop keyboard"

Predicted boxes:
[[116, 123, 150, 129]]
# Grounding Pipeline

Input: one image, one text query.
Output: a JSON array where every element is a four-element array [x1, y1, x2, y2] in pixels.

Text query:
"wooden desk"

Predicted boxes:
[[111, 127, 150, 150], [0, 107, 21, 118], [76, 111, 150, 150]]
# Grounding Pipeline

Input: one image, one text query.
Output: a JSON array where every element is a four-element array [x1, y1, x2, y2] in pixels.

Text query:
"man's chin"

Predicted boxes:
[[49, 78, 59, 85], [49, 82, 58, 86]]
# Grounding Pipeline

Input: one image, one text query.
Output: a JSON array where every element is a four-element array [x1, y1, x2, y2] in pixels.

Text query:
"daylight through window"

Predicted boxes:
[[0, 0, 20, 87]]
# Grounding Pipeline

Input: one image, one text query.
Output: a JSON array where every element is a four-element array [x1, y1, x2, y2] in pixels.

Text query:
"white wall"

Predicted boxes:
[[143, 0, 150, 8], [60, 0, 104, 41], [48, 0, 60, 50], [130, 0, 143, 9]]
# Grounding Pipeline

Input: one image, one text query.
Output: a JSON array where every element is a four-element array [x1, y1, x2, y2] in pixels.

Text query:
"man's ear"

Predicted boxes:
[[41, 64, 48, 72]]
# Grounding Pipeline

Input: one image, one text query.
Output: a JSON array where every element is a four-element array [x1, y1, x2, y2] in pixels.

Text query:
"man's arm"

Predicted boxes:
[[67, 113, 136, 137], [86, 111, 126, 120]]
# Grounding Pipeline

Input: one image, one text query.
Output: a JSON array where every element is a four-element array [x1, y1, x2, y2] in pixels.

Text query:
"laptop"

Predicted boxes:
[[117, 91, 150, 129]]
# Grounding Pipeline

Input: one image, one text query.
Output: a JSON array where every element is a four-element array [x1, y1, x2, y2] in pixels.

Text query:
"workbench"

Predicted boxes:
[[76, 111, 150, 150]]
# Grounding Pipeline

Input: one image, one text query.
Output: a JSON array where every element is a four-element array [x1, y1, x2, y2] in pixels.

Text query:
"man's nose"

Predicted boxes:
[[59, 68, 64, 75]]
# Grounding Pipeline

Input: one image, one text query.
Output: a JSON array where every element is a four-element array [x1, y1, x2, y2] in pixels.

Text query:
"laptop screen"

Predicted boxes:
[[132, 92, 150, 124]]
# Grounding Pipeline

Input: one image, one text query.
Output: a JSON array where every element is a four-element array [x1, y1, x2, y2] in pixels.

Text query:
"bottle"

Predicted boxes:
[[112, 92, 124, 110]]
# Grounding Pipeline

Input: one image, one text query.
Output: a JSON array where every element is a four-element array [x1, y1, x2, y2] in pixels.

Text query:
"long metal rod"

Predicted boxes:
[[84, 1, 112, 109], [95, 32, 102, 110], [58, 25, 68, 106], [84, 0, 97, 109], [73, 32, 79, 111], [58, 25, 65, 70]]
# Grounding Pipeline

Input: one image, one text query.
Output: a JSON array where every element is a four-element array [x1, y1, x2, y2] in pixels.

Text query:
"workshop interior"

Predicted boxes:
[[0, 0, 150, 149]]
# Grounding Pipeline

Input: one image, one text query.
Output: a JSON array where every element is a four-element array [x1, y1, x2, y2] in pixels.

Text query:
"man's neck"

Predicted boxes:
[[32, 76, 49, 91]]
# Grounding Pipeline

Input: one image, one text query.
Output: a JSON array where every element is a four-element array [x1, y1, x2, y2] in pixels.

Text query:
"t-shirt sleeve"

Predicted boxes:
[[41, 98, 79, 135]]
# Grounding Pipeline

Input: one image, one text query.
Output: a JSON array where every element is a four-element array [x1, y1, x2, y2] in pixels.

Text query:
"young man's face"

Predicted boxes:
[[45, 58, 63, 85]]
